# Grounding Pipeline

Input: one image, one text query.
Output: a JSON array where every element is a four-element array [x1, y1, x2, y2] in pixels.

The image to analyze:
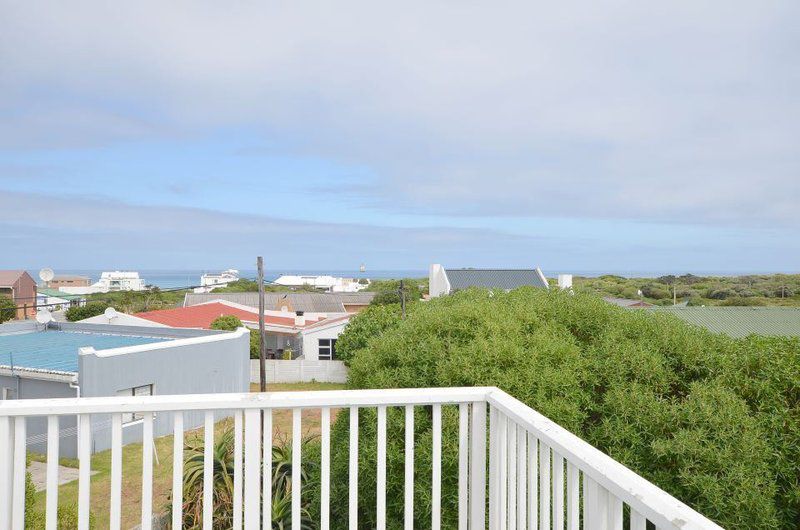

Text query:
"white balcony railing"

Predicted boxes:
[[0, 387, 723, 530]]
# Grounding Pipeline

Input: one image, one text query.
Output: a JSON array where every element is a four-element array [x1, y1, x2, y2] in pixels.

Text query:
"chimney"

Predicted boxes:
[[294, 311, 305, 327], [558, 274, 573, 290]]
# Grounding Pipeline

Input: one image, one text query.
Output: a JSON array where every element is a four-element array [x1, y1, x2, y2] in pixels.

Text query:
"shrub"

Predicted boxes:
[[334, 304, 403, 364], [209, 315, 242, 331], [65, 302, 109, 322], [0, 295, 16, 323], [317, 288, 792, 529]]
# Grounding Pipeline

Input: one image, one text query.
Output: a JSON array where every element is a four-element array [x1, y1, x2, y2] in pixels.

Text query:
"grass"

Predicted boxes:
[[31, 382, 346, 529]]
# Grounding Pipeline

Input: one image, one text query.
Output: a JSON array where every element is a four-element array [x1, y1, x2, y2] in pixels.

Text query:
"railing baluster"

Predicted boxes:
[[45, 415, 59, 530], [489, 407, 499, 530], [595, 482, 609, 530], [552, 451, 564, 530], [527, 434, 537, 530], [141, 412, 154, 530], [349, 406, 359, 530], [566, 463, 579, 530], [292, 408, 302, 530], [508, 421, 517, 530], [432, 404, 442, 530], [608, 494, 622, 530], [172, 412, 184, 530], [243, 409, 261, 529], [0, 416, 11, 530], [405, 405, 415, 530], [582, 473, 594, 530], [517, 426, 526, 530], [110, 413, 122, 530], [630, 509, 647, 530], [233, 410, 243, 530], [470, 401, 487, 530], [321, 407, 331, 530], [77, 414, 92, 530], [202, 410, 214, 530], [12, 416, 26, 530], [458, 403, 469, 530], [377, 406, 387, 530], [263, 409, 273, 529], [539, 442, 550, 530], [498, 413, 507, 530]]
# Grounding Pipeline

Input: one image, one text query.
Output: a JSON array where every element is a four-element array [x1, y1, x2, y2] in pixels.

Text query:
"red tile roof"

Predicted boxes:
[[133, 302, 317, 330]]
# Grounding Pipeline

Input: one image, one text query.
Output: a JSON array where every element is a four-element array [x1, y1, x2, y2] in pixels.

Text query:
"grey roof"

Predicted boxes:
[[652, 307, 800, 338], [184, 292, 376, 313], [445, 268, 549, 291]]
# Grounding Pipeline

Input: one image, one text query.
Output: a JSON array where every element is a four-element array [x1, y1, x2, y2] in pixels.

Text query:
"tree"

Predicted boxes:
[[368, 279, 424, 306], [334, 304, 403, 364], [210, 315, 261, 359], [65, 302, 109, 322], [0, 296, 16, 323]]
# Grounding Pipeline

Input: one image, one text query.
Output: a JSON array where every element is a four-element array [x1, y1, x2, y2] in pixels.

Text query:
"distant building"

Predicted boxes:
[[0, 320, 249, 457], [194, 269, 240, 293], [36, 288, 86, 311], [604, 297, 654, 308], [652, 306, 800, 338], [44, 275, 91, 289], [274, 275, 369, 293], [183, 291, 376, 314], [429, 264, 549, 298], [92, 271, 146, 292], [0, 270, 37, 319]]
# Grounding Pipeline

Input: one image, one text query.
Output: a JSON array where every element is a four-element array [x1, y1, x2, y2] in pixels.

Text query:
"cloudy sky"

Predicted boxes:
[[1, 1, 797, 273]]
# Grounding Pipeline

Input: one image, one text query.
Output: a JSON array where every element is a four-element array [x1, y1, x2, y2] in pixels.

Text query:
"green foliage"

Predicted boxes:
[[334, 304, 403, 364], [282, 348, 293, 360], [169, 429, 314, 529], [25, 471, 95, 528], [0, 295, 16, 323], [318, 288, 795, 529], [65, 302, 109, 322], [367, 278, 426, 306], [210, 315, 243, 331]]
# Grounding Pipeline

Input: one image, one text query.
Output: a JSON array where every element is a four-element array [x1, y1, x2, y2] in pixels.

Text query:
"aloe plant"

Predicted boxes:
[[167, 428, 316, 529]]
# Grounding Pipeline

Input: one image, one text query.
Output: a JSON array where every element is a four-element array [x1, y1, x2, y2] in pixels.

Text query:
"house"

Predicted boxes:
[[183, 291, 376, 314], [36, 288, 86, 312], [0, 320, 249, 457], [0, 270, 37, 319], [274, 275, 369, 293], [604, 297, 654, 308], [194, 269, 240, 293], [44, 275, 91, 289], [81, 300, 350, 361], [429, 264, 550, 298], [653, 306, 800, 338], [92, 271, 146, 292]]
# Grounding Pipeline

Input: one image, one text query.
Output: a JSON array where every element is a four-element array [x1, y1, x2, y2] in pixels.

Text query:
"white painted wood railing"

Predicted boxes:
[[0, 387, 723, 530]]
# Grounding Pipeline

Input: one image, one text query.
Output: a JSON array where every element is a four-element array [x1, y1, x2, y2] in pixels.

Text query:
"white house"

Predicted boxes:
[[274, 275, 369, 293], [299, 315, 351, 361], [61, 271, 148, 294], [429, 264, 550, 298], [194, 269, 240, 293]]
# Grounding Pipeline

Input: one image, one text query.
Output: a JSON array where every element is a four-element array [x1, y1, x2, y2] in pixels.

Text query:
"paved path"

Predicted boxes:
[[27, 461, 96, 492]]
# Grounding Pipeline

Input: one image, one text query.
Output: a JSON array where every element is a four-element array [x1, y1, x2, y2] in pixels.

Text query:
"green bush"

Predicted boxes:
[[209, 314, 242, 331], [0, 295, 16, 323], [334, 304, 404, 364], [65, 302, 109, 322], [25, 470, 95, 528], [315, 288, 794, 529]]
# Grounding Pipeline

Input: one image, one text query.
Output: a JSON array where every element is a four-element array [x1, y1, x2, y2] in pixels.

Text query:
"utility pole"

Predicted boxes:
[[257, 256, 267, 392], [673, 282, 677, 306], [399, 279, 406, 319]]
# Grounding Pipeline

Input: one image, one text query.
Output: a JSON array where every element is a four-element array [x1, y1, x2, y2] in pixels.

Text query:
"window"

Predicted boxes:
[[318, 338, 337, 360], [1, 387, 15, 400], [116, 384, 153, 424]]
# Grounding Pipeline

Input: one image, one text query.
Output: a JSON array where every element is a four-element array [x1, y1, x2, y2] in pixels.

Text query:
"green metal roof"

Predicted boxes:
[[652, 307, 800, 338], [37, 288, 84, 301]]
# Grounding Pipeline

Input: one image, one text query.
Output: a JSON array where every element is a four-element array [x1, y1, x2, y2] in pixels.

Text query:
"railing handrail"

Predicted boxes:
[[487, 388, 724, 530], [0, 386, 494, 416]]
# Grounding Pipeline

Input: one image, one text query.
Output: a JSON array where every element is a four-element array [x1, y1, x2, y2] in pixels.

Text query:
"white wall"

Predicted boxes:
[[300, 320, 349, 360], [429, 263, 451, 298], [250, 359, 348, 384]]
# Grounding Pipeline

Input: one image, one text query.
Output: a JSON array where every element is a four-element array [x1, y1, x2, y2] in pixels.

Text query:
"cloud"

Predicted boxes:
[[0, 1, 798, 227]]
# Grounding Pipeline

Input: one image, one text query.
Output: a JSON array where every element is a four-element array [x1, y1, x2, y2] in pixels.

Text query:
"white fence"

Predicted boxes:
[[0, 387, 723, 530], [250, 359, 348, 384]]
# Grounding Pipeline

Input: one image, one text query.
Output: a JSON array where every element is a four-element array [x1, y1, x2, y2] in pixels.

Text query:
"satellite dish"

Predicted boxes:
[[36, 310, 53, 325], [39, 268, 55, 282], [104, 307, 118, 320]]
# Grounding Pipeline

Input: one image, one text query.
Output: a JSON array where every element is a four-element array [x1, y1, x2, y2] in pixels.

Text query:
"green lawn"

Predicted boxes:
[[31, 382, 346, 529]]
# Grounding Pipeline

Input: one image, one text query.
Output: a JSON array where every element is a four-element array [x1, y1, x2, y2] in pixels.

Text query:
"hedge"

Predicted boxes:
[[307, 287, 797, 529]]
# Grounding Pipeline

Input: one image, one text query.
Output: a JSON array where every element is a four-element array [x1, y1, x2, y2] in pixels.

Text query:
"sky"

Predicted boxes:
[[1, 1, 798, 273]]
